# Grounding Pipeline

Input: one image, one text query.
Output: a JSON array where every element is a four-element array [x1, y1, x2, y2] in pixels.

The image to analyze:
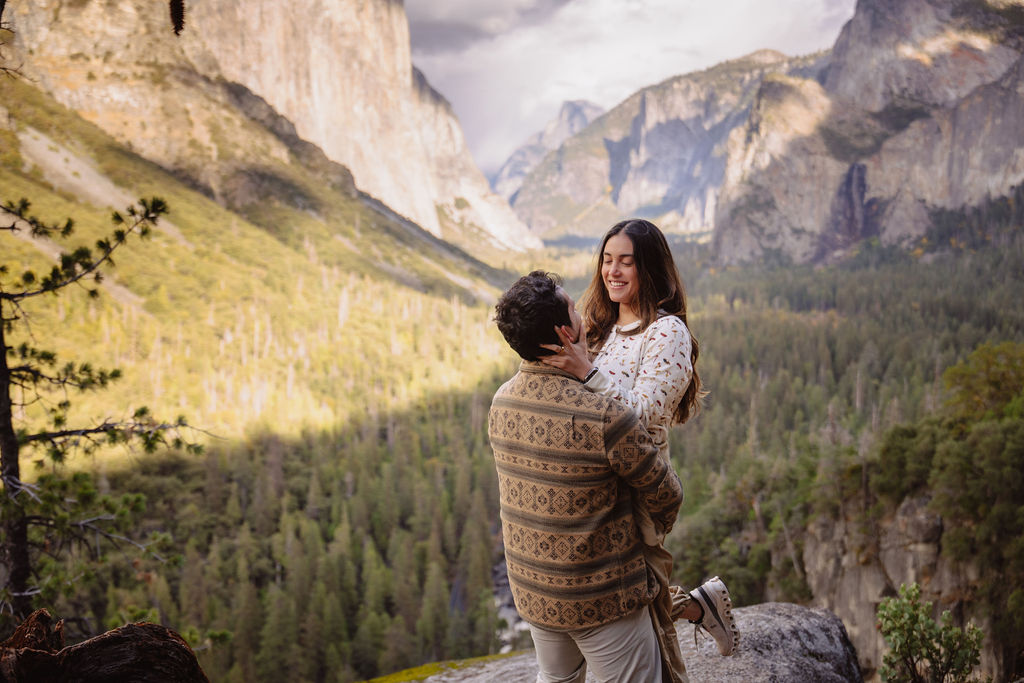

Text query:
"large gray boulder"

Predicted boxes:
[[679, 602, 861, 682], [419, 602, 861, 682]]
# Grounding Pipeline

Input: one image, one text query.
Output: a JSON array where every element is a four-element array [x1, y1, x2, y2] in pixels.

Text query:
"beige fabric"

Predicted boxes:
[[530, 605, 663, 683], [645, 543, 690, 683], [669, 584, 695, 620]]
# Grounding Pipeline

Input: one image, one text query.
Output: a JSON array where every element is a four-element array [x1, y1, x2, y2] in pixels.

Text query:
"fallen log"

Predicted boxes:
[[1, 609, 209, 682]]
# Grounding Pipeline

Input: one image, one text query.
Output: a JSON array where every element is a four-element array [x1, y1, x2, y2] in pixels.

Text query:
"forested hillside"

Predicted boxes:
[[0, 70, 509, 438]]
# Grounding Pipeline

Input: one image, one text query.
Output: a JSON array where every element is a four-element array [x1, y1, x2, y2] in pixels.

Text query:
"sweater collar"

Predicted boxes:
[[614, 310, 670, 334], [519, 360, 579, 381], [614, 319, 643, 333]]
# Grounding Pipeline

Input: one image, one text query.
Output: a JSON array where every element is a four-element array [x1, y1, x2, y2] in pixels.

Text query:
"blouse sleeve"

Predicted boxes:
[[584, 316, 693, 427]]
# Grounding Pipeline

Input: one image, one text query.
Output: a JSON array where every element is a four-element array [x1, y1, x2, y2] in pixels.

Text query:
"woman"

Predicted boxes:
[[541, 219, 739, 671]]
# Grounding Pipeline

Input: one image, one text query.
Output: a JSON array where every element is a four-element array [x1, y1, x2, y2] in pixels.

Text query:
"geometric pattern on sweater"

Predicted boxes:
[[489, 361, 683, 631]]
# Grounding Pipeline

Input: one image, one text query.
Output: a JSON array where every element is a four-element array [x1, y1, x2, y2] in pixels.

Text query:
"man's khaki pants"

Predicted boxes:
[[529, 605, 662, 683]]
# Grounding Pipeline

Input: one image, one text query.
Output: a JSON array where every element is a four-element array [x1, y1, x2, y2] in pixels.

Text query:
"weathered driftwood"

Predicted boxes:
[[0, 609, 209, 682]]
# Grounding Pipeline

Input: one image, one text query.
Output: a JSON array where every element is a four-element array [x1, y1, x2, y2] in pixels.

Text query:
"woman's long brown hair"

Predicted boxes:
[[581, 219, 703, 424]]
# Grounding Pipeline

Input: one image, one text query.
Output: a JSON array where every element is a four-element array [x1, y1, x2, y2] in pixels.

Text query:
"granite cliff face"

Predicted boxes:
[[491, 100, 605, 203], [510, 0, 1024, 261], [510, 50, 826, 240], [8, 0, 538, 255], [804, 495, 998, 679], [716, 0, 1024, 263], [824, 0, 1022, 109]]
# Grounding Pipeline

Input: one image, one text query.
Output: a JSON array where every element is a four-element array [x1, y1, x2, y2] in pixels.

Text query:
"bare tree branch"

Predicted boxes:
[[20, 421, 172, 443]]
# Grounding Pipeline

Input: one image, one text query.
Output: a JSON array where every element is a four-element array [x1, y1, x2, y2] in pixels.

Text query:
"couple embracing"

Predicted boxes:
[[489, 219, 740, 682]]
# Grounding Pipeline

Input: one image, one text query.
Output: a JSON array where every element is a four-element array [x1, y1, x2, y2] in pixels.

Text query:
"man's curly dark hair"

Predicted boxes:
[[494, 270, 571, 360]]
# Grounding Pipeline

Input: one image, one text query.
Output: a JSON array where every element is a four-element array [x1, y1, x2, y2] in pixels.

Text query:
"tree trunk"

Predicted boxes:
[[0, 315, 32, 619], [0, 609, 210, 682]]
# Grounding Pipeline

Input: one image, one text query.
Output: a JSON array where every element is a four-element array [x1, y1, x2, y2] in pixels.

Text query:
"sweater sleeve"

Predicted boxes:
[[585, 316, 693, 427], [603, 403, 683, 536]]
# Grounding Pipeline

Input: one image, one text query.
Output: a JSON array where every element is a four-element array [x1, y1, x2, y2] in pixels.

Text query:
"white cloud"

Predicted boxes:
[[406, 0, 572, 49], [410, 0, 856, 174], [407, 0, 544, 28]]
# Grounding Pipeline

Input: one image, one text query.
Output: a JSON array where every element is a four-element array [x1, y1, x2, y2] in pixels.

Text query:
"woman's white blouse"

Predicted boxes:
[[584, 315, 693, 456]]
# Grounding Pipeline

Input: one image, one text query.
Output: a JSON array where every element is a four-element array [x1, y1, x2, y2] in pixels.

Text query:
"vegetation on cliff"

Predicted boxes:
[[878, 582, 985, 683]]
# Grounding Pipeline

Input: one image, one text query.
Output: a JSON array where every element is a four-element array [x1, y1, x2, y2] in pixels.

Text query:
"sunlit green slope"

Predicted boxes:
[[1, 74, 520, 445]]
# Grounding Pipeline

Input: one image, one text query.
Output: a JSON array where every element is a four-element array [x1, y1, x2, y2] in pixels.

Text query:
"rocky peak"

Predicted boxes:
[[181, 0, 539, 253], [505, 0, 1024, 262], [510, 51, 824, 238], [539, 100, 607, 150], [491, 99, 605, 203], [741, 48, 792, 65], [824, 0, 1024, 110]]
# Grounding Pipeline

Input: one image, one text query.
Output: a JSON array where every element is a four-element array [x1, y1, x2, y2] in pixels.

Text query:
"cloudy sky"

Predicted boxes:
[[407, 0, 857, 176]]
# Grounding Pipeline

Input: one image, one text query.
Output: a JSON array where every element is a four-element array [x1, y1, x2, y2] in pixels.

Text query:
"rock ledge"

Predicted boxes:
[[415, 602, 861, 682]]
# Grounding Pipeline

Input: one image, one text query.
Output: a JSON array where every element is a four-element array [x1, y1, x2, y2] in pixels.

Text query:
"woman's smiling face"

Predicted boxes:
[[601, 232, 638, 311]]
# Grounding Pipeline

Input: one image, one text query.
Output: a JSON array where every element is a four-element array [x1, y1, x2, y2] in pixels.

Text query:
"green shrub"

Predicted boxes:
[[877, 583, 986, 683]]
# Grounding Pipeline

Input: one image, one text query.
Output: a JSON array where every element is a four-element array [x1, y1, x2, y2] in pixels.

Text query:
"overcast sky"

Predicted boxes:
[[407, 0, 857, 176]]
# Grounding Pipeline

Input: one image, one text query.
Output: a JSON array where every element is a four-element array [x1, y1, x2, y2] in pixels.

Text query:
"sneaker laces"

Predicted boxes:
[[692, 622, 711, 649]]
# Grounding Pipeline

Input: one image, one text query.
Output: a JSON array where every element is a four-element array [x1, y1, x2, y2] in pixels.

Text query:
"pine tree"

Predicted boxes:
[[379, 613, 417, 674], [230, 552, 261, 682], [387, 529, 419, 629], [178, 540, 208, 626], [1, 197, 198, 626], [416, 561, 449, 663], [350, 608, 388, 679], [255, 583, 297, 683]]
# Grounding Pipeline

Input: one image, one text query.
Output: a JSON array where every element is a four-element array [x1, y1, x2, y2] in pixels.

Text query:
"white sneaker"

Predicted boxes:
[[689, 576, 740, 656]]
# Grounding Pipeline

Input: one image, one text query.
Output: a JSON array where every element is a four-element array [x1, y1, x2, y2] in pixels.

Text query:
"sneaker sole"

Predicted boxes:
[[697, 577, 740, 656]]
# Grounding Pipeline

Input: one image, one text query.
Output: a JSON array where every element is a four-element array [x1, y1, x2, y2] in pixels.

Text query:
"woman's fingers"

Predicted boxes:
[[540, 348, 568, 368], [556, 327, 586, 357]]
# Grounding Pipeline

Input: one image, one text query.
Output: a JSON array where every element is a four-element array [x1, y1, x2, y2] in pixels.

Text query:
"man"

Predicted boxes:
[[488, 271, 684, 682]]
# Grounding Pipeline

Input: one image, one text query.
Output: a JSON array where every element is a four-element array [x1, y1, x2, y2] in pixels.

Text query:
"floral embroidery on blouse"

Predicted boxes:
[[585, 315, 693, 457]]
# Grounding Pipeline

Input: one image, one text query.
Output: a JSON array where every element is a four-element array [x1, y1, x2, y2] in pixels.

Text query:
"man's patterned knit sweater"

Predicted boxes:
[[488, 361, 683, 631]]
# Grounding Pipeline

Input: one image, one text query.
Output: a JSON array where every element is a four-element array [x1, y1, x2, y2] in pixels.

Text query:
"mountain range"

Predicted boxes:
[[507, 0, 1024, 264], [9, 0, 1021, 270]]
